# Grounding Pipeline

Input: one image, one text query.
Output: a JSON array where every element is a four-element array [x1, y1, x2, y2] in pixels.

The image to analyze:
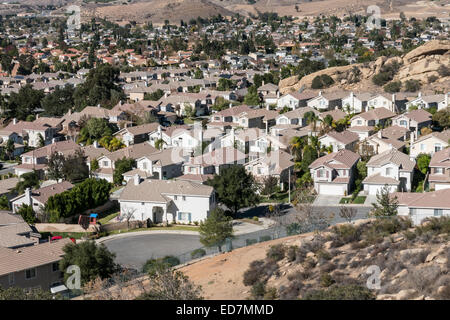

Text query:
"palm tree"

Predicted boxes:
[[155, 138, 166, 150], [289, 136, 306, 162], [309, 135, 321, 158], [304, 111, 320, 132]]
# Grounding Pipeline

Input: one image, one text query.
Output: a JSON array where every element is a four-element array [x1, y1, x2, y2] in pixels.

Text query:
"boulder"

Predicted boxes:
[[396, 289, 418, 300]]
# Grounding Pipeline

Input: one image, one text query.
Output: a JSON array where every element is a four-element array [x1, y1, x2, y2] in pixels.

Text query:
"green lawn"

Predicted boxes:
[[353, 196, 367, 204], [98, 212, 119, 225], [339, 196, 366, 204]]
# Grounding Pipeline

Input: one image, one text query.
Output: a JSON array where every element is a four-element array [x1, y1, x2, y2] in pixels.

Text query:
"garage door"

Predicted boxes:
[[435, 184, 450, 191], [318, 184, 345, 195]]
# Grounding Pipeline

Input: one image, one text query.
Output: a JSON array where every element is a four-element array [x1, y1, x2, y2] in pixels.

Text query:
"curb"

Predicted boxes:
[[96, 230, 199, 243]]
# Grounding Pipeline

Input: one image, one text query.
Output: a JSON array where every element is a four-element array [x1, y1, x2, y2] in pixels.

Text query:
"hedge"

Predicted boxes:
[[46, 178, 112, 222]]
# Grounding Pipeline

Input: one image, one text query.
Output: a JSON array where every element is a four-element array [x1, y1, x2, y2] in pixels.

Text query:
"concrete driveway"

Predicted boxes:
[[313, 195, 342, 206]]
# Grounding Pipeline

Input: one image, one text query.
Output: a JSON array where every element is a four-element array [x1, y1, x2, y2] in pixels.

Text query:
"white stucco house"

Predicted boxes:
[[362, 148, 415, 195], [118, 176, 216, 224], [309, 149, 360, 196], [394, 188, 450, 225], [409, 129, 450, 159]]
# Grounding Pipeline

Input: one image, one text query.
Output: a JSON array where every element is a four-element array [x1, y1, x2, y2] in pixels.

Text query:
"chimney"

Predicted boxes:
[[25, 187, 32, 205], [229, 103, 232, 109], [262, 80, 264, 86], [36, 114, 39, 119], [68, 108, 72, 115], [93, 140, 99, 148], [12, 118, 17, 125], [157, 125, 162, 138], [391, 93, 396, 103], [97, 104, 101, 108], [134, 174, 141, 186], [277, 91, 280, 98], [319, 91, 322, 96], [377, 130, 382, 139], [445, 92, 449, 107], [418, 91, 422, 98]]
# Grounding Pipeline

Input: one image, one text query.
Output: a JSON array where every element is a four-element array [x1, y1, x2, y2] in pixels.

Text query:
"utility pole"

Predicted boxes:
[[288, 168, 291, 203]]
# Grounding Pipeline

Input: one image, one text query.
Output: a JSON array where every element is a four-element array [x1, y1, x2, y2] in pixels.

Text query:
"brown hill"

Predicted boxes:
[[279, 40, 450, 95]]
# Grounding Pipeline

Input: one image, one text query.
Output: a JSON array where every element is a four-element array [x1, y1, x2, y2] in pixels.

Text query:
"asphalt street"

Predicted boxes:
[[103, 205, 371, 270]]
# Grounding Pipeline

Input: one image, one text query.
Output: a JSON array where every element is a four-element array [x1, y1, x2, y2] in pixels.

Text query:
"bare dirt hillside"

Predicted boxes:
[[180, 217, 450, 300], [279, 39, 450, 95]]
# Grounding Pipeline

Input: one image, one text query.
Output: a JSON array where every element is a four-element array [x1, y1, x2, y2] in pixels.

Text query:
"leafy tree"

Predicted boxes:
[[90, 158, 99, 172], [5, 139, 15, 160], [432, 108, 450, 129], [73, 64, 125, 110], [206, 166, 259, 215], [37, 133, 45, 148], [60, 241, 118, 285], [99, 136, 125, 152], [243, 85, 260, 106], [311, 74, 334, 89], [6, 85, 45, 120], [371, 184, 398, 217], [199, 207, 233, 252], [261, 176, 279, 196], [47, 152, 65, 181], [16, 204, 35, 224], [155, 138, 165, 150], [15, 171, 40, 194], [416, 153, 431, 175], [144, 89, 165, 101], [41, 85, 75, 117], [62, 149, 89, 183], [78, 118, 113, 145], [113, 157, 135, 185]]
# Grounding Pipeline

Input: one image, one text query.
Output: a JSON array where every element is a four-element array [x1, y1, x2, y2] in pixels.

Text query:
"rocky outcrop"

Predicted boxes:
[[279, 40, 450, 94]]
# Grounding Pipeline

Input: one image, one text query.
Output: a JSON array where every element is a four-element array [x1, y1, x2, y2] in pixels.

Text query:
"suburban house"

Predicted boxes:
[[361, 125, 410, 155], [366, 93, 408, 113], [93, 142, 158, 182], [257, 83, 279, 106], [307, 91, 346, 111], [11, 181, 74, 215], [309, 149, 360, 196], [391, 109, 432, 136], [122, 148, 186, 181], [405, 92, 449, 111], [362, 148, 415, 195], [2, 119, 59, 148], [183, 147, 247, 175], [395, 188, 450, 225], [350, 107, 396, 128], [113, 122, 160, 146], [276, 91, 316, 110], [341, 92, 373, 114], [14, 140, 80, 177], [0, 238, 71, 291], [207, 105, 252, 131], [118, 177, 216, 224], [409, 129, 450, 159], [275, 107, 319, 127], [0, 211, 37, 249], [428, 148, 450, 191], [148, 125, 191, 149], [245, 150, 294, 191], [318, 130, 359, 152]]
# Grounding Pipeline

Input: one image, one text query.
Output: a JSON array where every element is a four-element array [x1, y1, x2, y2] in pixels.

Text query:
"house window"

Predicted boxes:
[[25, 268, 36, 280], [420, 144, 425, 151], [435, 144, 442, 152], [409, 208, 416, 216], [52, 262, 59, 272], [177, 212, 192, 222], [357, 120, 362, 125], [434, 209, 443, 217], [182, 196, 186, 201], [257, 167, 262, 175], [435, 168, 444, 174], [102, 161, 108, 167], [386, 168, 393, 176], [8, 273, 14, 285], [400, 120, 407, 127], [174, 195, 177, 200], [142, 162, 147, 170]]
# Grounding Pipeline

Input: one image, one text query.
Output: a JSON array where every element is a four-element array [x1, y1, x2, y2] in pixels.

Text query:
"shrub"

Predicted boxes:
[[286, 223, 302, 236], [311, 74, 335, 89], [252, 216, 259, 222], [404, 79, 421, 92], [384, 81, 402, 93], [243, 260, 265, 286], [246, 238, 258, 246], [266, 244, 286, 262], [320, 273, 335, 287], [303, 257, 317, 270], [190, 248, 206, 259], [403, 230, 416, 241], [263, 287, 278, 300], [142, 255, 180, 274], [316, 249, 332, 262], [407, 266, 442, 293], [332, 224, 361, 245], [286, 246, 298, 262], [250, 281, 266, 299], [303, 284, 375, 300], [279, 280, 302, 300], [416, 217, 450, 235]]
